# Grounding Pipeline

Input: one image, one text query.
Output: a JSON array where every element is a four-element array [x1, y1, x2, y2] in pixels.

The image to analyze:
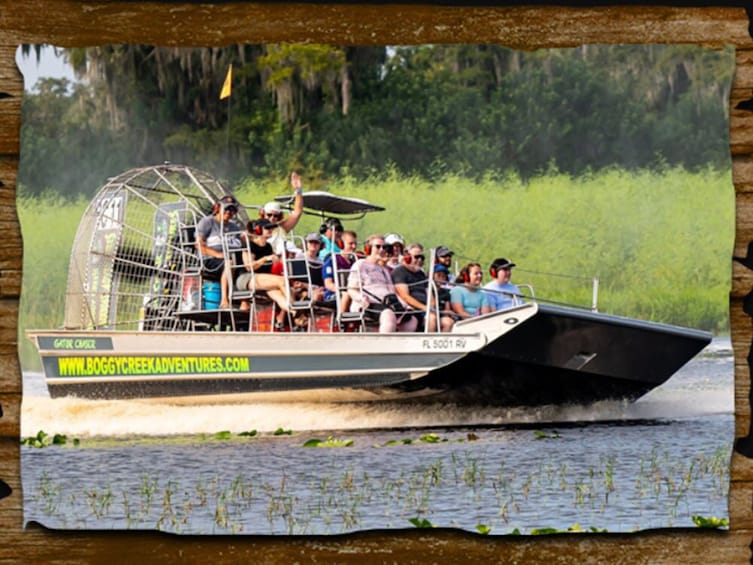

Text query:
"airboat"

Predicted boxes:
[[27, 164, 711, 405]]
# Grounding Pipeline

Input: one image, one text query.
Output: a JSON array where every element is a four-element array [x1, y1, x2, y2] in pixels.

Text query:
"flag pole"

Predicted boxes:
[[226, 95, 231, 162], [220, 64, 233, 165]]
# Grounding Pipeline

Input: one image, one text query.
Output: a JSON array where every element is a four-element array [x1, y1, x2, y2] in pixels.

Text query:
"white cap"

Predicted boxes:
[[263, 201, 282, 214], [285, 241, 304, 257], [384, 233, 404, 246]]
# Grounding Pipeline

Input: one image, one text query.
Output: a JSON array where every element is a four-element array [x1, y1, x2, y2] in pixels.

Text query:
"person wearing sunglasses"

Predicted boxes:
[[196, 195, 244, 309], [347, 234, 417, 333], [391, 243, 454, 332], [383, 233, 405, 271], [260, 171, 305, 255]]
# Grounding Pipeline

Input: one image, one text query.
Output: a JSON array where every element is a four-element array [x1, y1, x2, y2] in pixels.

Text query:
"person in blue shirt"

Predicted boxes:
[[322, 229, 358, 302], [450, 263, 491, 319], [318, 217, 344, 260], [483, 257, 522, 311]]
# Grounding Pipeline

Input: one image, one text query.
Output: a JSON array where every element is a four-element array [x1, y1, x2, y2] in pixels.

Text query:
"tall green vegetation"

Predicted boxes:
[[18, 44, 733, 197], [18, 167, 731, 368], [17, 43, 734, 368]]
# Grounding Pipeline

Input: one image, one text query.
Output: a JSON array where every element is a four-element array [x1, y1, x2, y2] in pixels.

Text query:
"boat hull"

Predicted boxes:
[[388, 304, 712, 406], [28, 303, 710, 406], [30, 330, 485, 400]]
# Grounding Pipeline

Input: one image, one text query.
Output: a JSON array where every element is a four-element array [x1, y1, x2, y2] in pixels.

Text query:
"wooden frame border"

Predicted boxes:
[[1, 3, 751, 562]]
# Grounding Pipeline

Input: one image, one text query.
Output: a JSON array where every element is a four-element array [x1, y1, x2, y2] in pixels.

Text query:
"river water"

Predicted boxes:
[[20, 338, 733, 535]]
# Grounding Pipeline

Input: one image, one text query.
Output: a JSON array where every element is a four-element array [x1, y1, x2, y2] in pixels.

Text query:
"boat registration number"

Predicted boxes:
[[421, 337, 468, 350]]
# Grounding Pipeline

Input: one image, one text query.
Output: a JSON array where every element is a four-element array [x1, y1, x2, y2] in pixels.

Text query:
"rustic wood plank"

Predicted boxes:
[[0, 4, 748, 49], [731, 450, 753, 484], [733, 49, 753, 88], [0, 393, 20, 437], [0, 439, 20, 531], [0, 44, 22, 156], [732, 155, 753, 194], [0, 522, 748, 564], [0, 2, 750, 563], [0, 355, 22, 397]]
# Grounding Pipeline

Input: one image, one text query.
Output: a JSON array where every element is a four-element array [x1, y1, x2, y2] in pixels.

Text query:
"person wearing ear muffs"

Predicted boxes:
[[450, 262, 492, 320], [261, 171, 305, 256], [196, 195, 244, 309], [318, 217, 344, 260], [347, 234, 418, 333], [236, 218, 291, 330], [483, 257, 522, 311]]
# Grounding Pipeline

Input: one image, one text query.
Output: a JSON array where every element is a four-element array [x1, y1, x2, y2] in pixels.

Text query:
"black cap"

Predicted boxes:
[[491, 257, 516, 270], [216, 195, 239, 213], [320, 217, 344, 234], [251, 218, 275, 231]]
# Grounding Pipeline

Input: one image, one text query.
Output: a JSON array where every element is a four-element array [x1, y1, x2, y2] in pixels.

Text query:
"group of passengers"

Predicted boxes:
[[195, 173, 523, 332]]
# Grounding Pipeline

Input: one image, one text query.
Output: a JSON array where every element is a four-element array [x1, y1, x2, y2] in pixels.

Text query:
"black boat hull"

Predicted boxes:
[[385, 304, 712, 406]]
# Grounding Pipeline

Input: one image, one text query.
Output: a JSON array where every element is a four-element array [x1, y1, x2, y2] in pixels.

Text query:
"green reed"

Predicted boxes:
[[27, 441, 730, 535]]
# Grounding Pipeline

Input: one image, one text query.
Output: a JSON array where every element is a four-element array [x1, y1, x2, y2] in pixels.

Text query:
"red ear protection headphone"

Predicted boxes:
[[248, 220, 264, 236], [489, 266, 498, 279], [460, 263, 480, 284], [364, 238, 380, 256]]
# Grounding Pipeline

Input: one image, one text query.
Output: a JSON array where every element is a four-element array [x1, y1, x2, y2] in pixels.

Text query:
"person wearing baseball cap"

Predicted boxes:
[[434, 246, 455, 282], [483, 257, 522, 311], [261, 171, 305, 255], [196, 194, 245, 308], [383, 233, 405, 271], [318, 217, 345, 260]]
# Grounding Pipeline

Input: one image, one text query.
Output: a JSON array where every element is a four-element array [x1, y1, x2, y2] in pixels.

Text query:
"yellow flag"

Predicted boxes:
[[220, 64, 232, 100]]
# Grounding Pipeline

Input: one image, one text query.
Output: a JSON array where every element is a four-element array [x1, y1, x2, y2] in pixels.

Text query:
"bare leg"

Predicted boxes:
[[378, 309, 397, 333], [252, 273, 290, 324], [440, 314, 455, 332], [219, 263, 231, 308], [427, 311, 438, 332], [398, 315, 418, 333]]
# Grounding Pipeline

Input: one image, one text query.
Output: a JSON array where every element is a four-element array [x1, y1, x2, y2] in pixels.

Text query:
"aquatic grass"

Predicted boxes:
[[303, 436, 354, 448], [21, 430, 79, 448], [533, 429, 561, 440], [84, 485, 113, 520], [25, 441, 731, 535], [692, 515, 729, 529]]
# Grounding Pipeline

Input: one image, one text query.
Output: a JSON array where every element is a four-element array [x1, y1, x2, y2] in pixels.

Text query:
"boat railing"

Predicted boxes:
[[279, 234, 317, 331], [333, 250, 368, 332], [512, 269, 599, 312], [223, 228, 259, 329]]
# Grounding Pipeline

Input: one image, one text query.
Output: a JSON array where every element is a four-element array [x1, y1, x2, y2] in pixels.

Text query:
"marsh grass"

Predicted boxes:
[[24, 437, 731, 535], [18, 167, 732, 368]]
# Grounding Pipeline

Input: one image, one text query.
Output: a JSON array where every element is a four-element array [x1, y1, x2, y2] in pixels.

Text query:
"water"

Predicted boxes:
[[20, 338, 734, 535]]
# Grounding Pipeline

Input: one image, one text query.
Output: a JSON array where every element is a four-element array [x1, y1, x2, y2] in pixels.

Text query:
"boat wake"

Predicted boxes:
[[20, 386, 732, 438], [21, 345, 732, 438]]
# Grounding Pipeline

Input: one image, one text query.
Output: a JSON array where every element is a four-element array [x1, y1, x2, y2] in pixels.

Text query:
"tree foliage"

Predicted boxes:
[[18, 43, 733, 197]]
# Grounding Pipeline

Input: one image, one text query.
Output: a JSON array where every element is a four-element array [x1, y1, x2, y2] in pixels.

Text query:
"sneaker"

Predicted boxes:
[[274, 321, 287, 332]]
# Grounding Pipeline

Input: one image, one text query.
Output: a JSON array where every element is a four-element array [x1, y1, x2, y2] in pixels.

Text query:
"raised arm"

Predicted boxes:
[[279, 172, 304, 232]]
